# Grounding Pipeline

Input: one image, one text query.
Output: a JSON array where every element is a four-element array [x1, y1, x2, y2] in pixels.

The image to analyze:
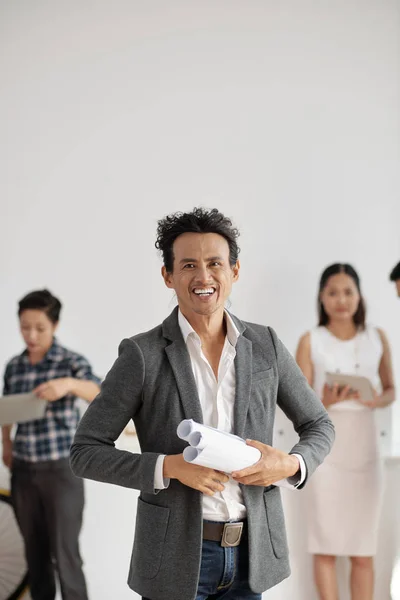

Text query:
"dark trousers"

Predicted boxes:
[[11, 458, 88, 600], [143, 536, 261, 600]]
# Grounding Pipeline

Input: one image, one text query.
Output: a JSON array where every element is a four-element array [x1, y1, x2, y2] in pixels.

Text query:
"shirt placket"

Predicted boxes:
[[216, 341, 236, 432], [199, 340, 238, 519], [196, 337, 231, 428], [195, 344, 219, 429], [219, 344, 237, 519]]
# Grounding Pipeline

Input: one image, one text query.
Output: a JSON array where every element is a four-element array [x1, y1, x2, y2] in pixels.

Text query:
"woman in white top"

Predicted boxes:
[[296, 263, 395, 600]]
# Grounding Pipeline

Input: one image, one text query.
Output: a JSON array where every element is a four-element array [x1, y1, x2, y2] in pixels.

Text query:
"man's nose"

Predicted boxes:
[[196, 264, 213, 283], [27, 330, 37, 342]]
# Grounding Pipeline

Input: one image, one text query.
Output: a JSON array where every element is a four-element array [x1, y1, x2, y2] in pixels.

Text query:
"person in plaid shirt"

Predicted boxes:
[[1, 289, 101, 600]]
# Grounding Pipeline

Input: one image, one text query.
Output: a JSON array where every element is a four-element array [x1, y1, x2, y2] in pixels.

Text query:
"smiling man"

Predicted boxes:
[[70, 207, 334, 600]]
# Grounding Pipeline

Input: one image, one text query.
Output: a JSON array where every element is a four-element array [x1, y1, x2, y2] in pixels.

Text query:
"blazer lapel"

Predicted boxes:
[[233, 334, 253, 439], [163, 308, 203, 424], [162, 307, 253, 432]]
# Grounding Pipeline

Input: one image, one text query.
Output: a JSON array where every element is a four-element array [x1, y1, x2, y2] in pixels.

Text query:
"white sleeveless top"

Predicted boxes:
[[306, 325, 384, 557], [310, 325, 383, 411]]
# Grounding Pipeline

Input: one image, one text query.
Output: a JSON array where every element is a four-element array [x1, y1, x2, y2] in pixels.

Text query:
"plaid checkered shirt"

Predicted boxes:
[[3, 338, 101, 463]]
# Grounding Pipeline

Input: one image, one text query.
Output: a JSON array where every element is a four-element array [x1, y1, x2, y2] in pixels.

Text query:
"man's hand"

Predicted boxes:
[[2, 439, 13, 469], [231, 440, 299, 487], [163, 454, 229, 496], [33, 378, 72, 402]]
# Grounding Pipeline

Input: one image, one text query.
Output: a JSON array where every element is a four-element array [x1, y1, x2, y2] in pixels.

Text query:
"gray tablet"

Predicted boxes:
[[325, 372, 374, 402], [0, 393, 47, 426]]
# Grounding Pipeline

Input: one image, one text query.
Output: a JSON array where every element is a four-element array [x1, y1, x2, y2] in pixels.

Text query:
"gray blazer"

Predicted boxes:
[[70, 308, 334, 600]]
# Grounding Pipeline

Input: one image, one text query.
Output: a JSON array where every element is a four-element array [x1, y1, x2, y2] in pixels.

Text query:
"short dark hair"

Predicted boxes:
[[317, 263, 366, 329], [18, 289, 62, 324], [389, 261, 400, 282], [155, 207, 240, 272]]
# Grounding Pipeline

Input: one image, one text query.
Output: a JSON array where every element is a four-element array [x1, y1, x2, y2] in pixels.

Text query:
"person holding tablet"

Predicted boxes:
[[296, 263, 395, 600], [1, 289, 101, 600]]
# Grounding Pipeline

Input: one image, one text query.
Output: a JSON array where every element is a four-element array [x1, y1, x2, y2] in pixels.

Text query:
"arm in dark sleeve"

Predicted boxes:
[[269, 327, 335, 488], [70, 338, 160, 495], [3, 364, 11, 395], [2, 366, 12, 441], [70, 354, 102, 386]]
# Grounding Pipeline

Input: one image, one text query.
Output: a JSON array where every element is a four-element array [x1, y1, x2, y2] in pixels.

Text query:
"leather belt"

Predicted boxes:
[[203, 521, 246, 547]]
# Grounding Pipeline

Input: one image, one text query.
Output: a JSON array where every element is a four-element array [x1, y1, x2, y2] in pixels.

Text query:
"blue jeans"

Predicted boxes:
[[143, 536, 261, 600], [195, 538, 262, 599]]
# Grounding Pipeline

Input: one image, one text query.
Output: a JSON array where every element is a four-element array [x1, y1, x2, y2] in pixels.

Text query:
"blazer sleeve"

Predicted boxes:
[[268, 327, 335, 488], [70, 338, 160, 495]]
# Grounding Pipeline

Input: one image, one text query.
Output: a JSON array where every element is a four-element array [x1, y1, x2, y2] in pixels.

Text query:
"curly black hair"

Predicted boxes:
[[155, 207, 240, 272]]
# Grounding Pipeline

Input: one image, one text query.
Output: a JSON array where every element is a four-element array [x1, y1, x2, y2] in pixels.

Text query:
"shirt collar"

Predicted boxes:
[[21, 337, 64, 365], [178, 309, 240, 348]]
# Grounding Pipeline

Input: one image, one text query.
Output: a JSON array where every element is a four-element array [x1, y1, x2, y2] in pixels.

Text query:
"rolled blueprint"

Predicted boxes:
[[177, 419, 261, 473], [177, 419, 243, 444]]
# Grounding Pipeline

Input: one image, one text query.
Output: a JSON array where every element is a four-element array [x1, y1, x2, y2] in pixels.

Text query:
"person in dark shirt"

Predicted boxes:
[[1, 289, 101, 600]]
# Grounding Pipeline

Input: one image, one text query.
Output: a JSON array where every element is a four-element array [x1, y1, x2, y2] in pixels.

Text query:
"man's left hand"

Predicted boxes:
[[33, 378, 72, 402], [231, 440, 299, 486]]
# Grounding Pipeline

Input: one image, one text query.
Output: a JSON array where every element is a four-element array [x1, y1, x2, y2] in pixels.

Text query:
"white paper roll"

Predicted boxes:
[[176, 419, 195, 441], [177, 419, 261, 473]]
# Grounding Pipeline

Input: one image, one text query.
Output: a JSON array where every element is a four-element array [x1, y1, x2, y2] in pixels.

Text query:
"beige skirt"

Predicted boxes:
[[306, 409, 384, 556]]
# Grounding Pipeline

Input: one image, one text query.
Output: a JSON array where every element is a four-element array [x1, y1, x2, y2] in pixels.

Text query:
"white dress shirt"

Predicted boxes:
[[154, 310, 306, 521]]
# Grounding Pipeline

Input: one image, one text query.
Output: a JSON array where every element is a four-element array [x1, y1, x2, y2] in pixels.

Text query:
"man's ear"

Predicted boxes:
[[161, 265, 174, 289], [232, 260, 240, 283]]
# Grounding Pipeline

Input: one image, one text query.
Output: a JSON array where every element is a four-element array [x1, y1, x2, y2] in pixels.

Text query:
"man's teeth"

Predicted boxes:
[[193, 288, 215, 295]]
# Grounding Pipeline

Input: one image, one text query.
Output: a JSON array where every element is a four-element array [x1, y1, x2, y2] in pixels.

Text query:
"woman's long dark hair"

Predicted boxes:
[[318, 263, 366, 329]]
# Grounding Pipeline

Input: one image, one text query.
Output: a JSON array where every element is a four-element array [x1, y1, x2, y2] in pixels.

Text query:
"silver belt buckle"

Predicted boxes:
[[221, 522, 243, 547]]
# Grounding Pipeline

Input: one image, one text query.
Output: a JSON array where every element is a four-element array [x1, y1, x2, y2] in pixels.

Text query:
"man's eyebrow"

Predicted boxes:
[[179, 256, 224, 264], [179, 258, 197, 264], [207, 256, 223, 262]]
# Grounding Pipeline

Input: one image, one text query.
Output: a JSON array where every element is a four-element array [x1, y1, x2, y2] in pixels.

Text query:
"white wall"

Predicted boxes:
[[1, 1, 399, 598]]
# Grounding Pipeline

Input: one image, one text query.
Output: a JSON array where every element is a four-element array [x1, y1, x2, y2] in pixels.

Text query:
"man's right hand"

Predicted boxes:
[[2, 440, 13, 469], [163, 454, 229, 496]]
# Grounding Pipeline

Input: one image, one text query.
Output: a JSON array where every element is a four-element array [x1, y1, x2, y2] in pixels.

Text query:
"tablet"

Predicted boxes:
[[325, 372, 374, 401], [0, 393, 47, 426]]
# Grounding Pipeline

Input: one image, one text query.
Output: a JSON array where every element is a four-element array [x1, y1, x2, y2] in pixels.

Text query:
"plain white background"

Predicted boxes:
[[1, 1, 399, 598]]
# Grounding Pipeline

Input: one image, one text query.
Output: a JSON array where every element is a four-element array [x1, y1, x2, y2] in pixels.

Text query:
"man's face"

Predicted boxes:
[[19, 309, 57, 356], [395, 280, 400, 297], [162, 232, 239, 320]]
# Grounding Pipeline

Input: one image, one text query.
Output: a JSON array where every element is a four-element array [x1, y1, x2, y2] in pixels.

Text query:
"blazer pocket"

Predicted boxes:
[[131, 497, 170, 579], [252, 368, 274, 383], [263, 486, 289, 559]]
